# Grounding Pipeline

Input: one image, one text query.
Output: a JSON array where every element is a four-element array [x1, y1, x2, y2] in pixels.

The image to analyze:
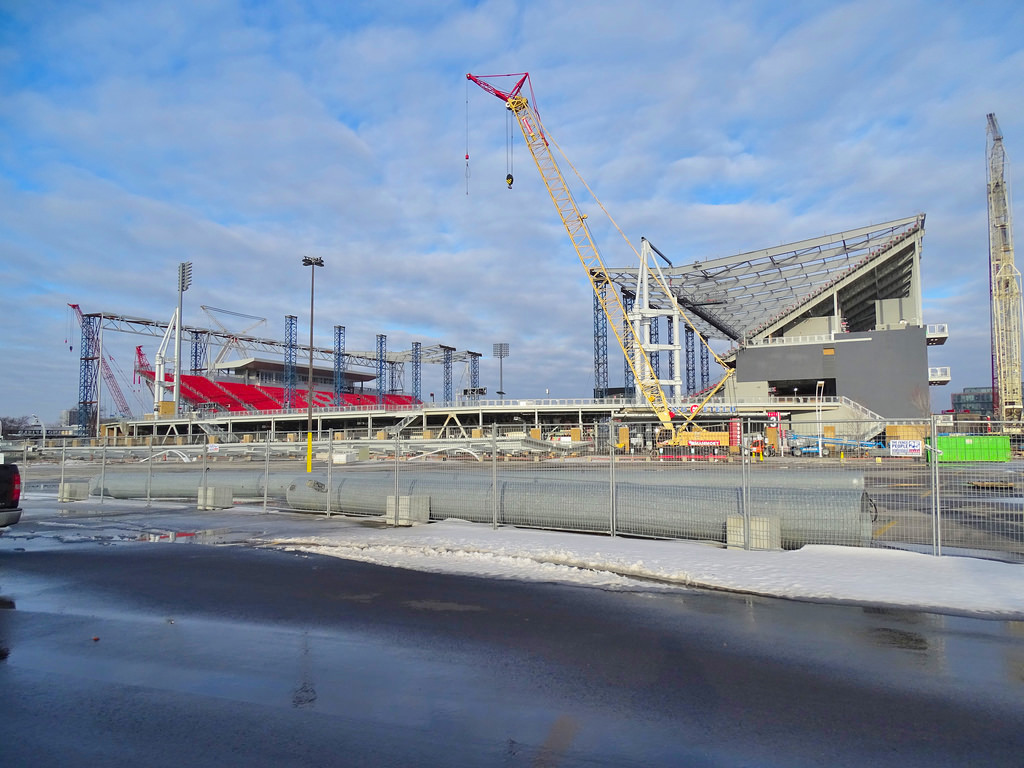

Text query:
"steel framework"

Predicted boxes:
[[333, 325, 346, 406], [622, 290, 635, 398], [411, 341, 422, 402], [667, 317, 675, 382], [70, 305, 133, 421], [190, 331, 208, 375], [603, 216, 925, 346], [987, 113, 1022, 423], [77, 314, 100, 434], [593, 284, 609, 398], [376, 334, 387, 406], [441, 345, 455, 405], [685, 327, 696, 395], [468, 351, 482, 401], [700, 344, 710, 391], [284, 315, 297, 408]]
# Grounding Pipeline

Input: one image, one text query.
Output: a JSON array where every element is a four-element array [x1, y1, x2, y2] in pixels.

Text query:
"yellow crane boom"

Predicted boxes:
[[467, 72, 732, 439]]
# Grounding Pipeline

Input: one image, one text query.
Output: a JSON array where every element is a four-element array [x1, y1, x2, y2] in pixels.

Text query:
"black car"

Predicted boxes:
[[0, 463, 22, 528]]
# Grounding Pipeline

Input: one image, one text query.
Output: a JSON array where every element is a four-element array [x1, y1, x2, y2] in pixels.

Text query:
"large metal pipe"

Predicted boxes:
[[283, 468, 871, 548], [89, 470, 293, 500], [87, 466, 870, 548]]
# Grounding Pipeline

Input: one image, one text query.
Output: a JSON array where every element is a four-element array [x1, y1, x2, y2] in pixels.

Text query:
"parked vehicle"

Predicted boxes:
[[791, 443, 830, 458], [0, 463, 22, 528]]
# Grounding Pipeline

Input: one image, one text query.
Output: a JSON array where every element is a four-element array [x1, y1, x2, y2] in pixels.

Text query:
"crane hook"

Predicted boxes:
[[506, 173, 514, 189]]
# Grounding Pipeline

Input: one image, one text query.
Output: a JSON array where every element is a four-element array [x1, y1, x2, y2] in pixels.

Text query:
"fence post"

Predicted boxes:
[[609, 430, 617, 537], [491, 426, 498, 529], [393, 430, 400, 527], [201, 438, 209, 509], [262, 436, 270, 513], [146, 436, 153, 506], [99, 437, 107, 504], [59, 439, 67, 501], [741, 417, 750, 550], [326, 428, 333, 517], [930, 414, 942, 556]]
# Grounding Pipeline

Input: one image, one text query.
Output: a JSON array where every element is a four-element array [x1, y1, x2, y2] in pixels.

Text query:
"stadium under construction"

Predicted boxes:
[[72, 213, 950, 454]]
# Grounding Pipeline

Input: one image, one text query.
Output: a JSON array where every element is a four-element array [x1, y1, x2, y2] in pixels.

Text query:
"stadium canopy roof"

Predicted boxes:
[[604, 214, 926, 345]]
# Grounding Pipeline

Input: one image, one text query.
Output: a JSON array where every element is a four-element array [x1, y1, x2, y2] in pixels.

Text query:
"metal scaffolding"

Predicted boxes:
[[283, 315, 297, 408], [376, 334, 386, 406], [441, 345, 455, 405], [468, 351, 482, 401], [333, 325, 346, 406], [190, 330, 208, 375], [685, 326, 695, 395], [411, 341, 422, 402], [78, 314, 100, 435], [593, 283, 609, 398]]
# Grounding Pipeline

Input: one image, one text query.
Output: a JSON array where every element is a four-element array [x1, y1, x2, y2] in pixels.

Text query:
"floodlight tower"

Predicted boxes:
[[493, 342, 509, 400], [302, 256, 324, 472], [174, 261, 192, 415], [987, 113, 1022, 424]]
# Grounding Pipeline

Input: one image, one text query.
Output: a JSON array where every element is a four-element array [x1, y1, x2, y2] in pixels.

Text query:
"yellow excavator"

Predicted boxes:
[[467, 72, 733, 446]]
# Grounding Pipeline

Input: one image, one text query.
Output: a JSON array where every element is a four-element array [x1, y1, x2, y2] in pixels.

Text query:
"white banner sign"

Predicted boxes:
[[889, 439, 923, 457]]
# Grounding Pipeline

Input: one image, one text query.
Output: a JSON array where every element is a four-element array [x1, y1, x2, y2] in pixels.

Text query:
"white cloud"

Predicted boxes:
[[1, 0, 1022, 420]]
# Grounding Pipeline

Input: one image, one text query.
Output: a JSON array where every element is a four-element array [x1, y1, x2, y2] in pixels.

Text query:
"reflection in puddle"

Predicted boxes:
[[868, 627, 929, 652]]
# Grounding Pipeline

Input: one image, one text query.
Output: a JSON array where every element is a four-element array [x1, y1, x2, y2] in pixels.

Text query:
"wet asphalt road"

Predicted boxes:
[[2, 542, 1024, 767]]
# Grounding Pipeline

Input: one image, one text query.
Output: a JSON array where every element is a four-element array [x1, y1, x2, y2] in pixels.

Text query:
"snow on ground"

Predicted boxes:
[[264, 515, 1024, 619], [9, 494, 1024, 619]]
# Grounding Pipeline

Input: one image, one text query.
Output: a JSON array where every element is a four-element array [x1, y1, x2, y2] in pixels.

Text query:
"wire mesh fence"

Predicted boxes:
[[15, 416, 1024, 561]]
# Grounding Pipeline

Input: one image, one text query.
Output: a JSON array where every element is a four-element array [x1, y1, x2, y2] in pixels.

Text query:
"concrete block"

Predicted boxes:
[[197, 486, 234, 510], [59, 482, 91, 502], [386, 495, 430, 526], [727, 515, 782, 550]]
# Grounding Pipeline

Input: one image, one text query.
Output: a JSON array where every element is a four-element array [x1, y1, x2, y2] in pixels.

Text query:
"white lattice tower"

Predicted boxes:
[[987, 113, 1022, 423]]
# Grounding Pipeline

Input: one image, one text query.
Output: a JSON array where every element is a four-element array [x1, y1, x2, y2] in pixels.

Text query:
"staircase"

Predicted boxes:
[[836, 397, 887, 442], [197, 422, 240, 443]]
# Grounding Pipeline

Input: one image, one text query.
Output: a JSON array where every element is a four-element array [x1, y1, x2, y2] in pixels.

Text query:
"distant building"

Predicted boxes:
[[951, 387, 995, 417]]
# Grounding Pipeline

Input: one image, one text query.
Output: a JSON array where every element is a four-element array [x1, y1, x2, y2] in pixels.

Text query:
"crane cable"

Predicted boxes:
[[465, 79, 471, 195], [543, 125, 729, 369], [505, 108, 514, 188]]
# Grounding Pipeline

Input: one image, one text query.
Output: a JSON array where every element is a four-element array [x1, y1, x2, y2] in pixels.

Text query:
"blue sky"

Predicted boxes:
[[1, 0, 1022, 423]]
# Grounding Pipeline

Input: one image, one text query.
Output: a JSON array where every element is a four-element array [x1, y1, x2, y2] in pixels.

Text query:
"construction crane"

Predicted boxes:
[[69, 304, 134, 419], [987, 113, 1022, 424], [466, 72, 732, 441]]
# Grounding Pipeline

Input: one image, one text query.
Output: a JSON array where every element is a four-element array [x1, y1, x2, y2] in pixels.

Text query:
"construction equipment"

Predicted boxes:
[[986, 113, 1022, 424], [466, 72, 732, 443], [69, 304, 134, 419]]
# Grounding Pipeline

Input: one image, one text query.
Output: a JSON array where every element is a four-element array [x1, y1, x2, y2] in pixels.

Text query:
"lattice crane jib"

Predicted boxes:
[[987, 113, 1022, 422], [467, 72, 733, 438], [467, 72, 676, 430]]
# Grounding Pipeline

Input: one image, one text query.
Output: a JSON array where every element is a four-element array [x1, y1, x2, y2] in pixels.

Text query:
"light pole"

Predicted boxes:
[[174, 262, 192, 416], [493, 342, 509, 401], [303, 256, 324, 472]]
